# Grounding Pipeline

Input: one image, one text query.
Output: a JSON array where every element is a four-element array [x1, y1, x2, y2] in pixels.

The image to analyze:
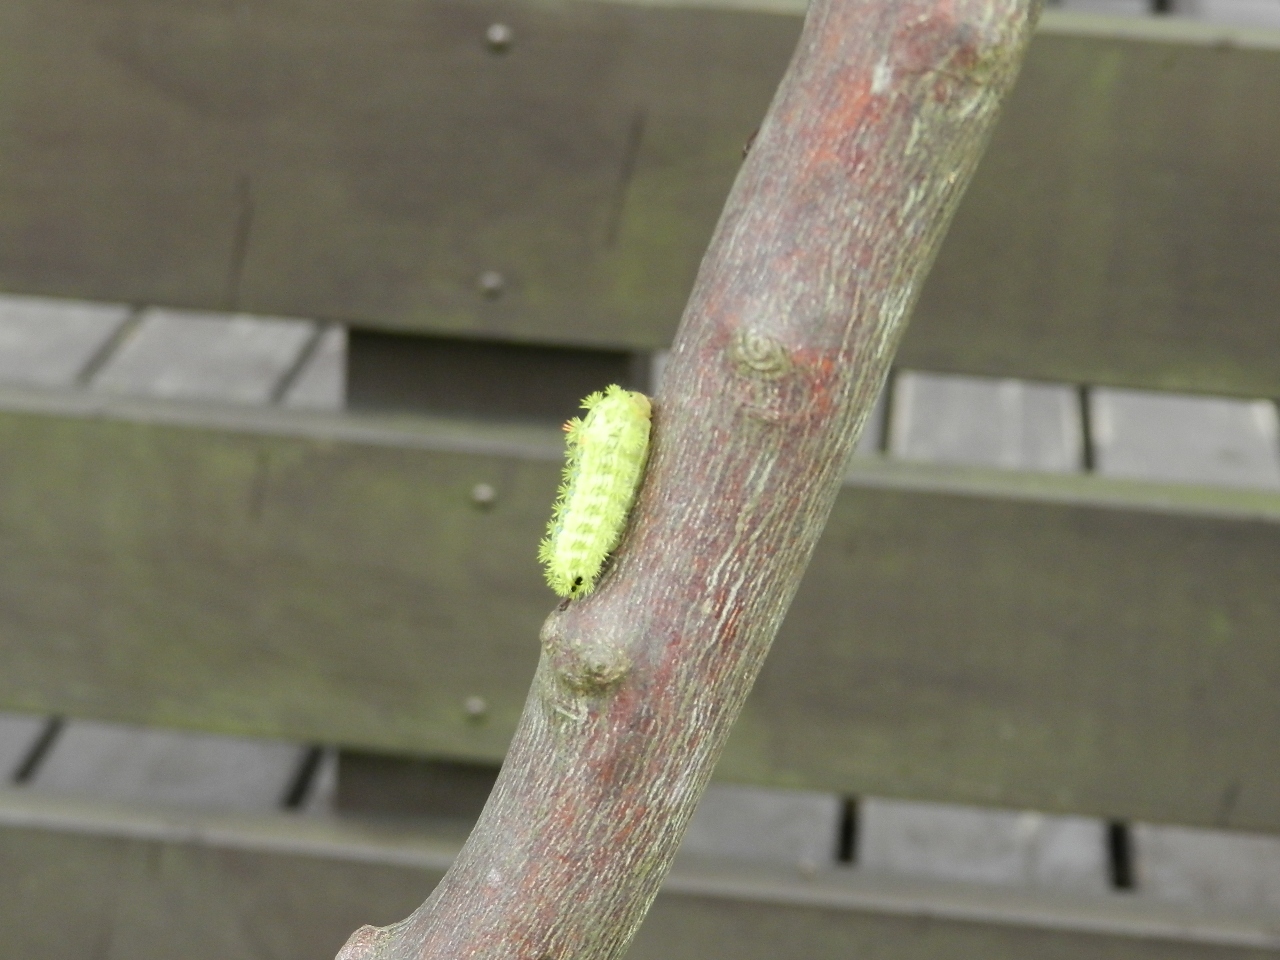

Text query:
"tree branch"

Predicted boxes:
[[339, 1, 1042, 957]]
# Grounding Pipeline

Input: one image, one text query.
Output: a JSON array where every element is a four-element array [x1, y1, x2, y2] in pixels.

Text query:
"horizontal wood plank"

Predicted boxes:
[[1, 791, 1277, 960], [0, 7, 1277, 393], [0, 393, 1277, 831], [734, 459, 1280, 832], [0, 0, 798, 350], [905, 15, 1280, 396]]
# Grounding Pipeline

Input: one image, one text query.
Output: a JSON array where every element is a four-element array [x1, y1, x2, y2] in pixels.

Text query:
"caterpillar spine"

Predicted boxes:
[[540, 384, 652, 598]]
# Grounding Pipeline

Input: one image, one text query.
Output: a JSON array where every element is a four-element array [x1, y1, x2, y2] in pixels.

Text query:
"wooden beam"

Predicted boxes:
[[907, 13, 1280, 397], [1, 391, 1277, 831], [1, 790, 1276, 960], [0, 0, 798, 350], [736, 458, 1280, 832], [0, 7, 1277, 393]]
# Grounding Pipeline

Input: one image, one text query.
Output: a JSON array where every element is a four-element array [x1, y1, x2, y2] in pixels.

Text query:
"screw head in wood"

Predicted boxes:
[[485, 23, 513, 53], [471, 482, 497, 506], [477, 270, 506, 298], [464, 696, 489, 719]]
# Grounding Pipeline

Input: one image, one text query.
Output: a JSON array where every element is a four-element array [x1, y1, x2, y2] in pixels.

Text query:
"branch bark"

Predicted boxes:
[[339, 1, 1041, 957]]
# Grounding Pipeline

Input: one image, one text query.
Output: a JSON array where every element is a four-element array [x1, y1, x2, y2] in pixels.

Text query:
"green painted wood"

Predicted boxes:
[[1, 7, 1278, 393], [1, 395, 1278, 831], [1, 793, 1276, 959]]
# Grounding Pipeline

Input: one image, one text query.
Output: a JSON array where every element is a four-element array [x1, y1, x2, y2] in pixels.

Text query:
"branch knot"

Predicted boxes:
[[540, 618, 632, 696], [731, 329, 792, 380]]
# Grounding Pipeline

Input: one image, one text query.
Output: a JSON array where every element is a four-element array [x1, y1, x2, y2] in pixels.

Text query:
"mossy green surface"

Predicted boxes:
[[2, 397, 1279, 830], [1, 5, 1279, 392]]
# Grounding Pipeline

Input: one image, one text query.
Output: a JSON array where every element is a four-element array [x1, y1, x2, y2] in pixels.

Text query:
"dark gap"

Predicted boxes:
[[1151, 0, 1174, 12], [347, 330, 641, 425], [270, 323, 328, 404], [335, 750, 500, 824], [877, 369, 899, 453], [225, 173, 255, 312], [12, 716, 64, 784], [1107, 820, 1136, 890], [1077, 384, 1096, 471], [281, 745, 325, 810], [836, 796, 859, 864], [76, 310, 144, 387]]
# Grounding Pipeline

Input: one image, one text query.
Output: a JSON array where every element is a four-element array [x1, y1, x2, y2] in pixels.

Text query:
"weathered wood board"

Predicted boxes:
[[906, 15, 1280, 396], [0, 7, 1278, 393], [1, 791, 1276, 960], [740, 461, 1280, 832], [0, 0, 798, 349], [1, 393, 1277, 832]]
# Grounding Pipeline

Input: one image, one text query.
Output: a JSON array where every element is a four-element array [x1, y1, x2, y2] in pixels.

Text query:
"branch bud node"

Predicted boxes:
[[731, 329, 793, 380], [540, 619, 632, 695]]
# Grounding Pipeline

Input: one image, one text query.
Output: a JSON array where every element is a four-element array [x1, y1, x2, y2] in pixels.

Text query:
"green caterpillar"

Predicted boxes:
[[540, 384, 652, 598]]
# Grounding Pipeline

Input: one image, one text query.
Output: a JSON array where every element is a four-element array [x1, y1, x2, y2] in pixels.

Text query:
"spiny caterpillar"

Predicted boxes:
[[540, 384, 652, 599]]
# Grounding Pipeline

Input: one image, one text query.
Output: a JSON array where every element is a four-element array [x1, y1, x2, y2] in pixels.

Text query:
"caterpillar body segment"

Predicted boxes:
[[540, 384, 652, 598]]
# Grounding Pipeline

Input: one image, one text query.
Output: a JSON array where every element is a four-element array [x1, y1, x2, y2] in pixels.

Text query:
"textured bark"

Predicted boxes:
[[338, 1, 1042, 957]]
